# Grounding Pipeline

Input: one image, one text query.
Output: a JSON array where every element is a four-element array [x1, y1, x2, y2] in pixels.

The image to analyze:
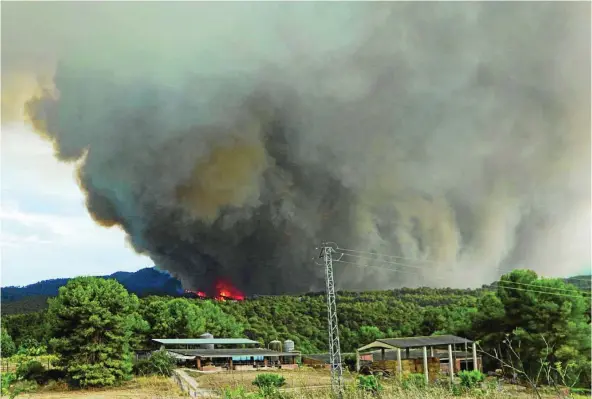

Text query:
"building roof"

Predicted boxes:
[[358, 335, 472, 352], [152, 338, 258, 345], [167, 348, 298, 358]]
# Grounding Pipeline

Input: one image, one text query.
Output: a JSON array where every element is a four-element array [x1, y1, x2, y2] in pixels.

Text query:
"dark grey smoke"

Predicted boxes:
[[2, 2, 590, 294]]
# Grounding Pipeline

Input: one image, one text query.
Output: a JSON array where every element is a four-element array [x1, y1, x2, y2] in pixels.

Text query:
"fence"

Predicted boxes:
[[0, 356, 57, 373]]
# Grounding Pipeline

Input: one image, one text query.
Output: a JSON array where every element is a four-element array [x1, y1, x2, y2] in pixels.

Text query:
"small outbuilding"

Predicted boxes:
[[356, 335, 481, 383]]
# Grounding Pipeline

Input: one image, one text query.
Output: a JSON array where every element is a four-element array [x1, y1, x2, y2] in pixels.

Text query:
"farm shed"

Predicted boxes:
[[152, 338, 299, 371], [356, 335, 481, 383]]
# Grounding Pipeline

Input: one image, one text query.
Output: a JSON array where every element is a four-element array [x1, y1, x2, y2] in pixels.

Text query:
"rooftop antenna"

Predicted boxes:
[[318, 242, 343, 397]]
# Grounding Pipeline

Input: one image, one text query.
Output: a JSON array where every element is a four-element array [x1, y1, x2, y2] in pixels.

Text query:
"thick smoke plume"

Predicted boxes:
[[2, 2, 590, 294]]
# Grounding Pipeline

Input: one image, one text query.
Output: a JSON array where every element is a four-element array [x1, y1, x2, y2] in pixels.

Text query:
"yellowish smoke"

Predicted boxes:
[[176, 138, 268, 223], [1, 69, 56, 127]]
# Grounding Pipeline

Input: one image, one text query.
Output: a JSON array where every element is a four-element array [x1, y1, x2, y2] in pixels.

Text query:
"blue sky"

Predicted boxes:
[[1, 123, 149, 287]]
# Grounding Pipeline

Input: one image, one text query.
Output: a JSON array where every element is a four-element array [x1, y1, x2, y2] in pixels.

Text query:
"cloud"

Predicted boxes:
[[0, 125, 149, 286]]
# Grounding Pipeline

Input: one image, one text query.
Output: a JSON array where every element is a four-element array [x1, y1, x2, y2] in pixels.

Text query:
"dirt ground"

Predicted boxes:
[[186, 367, 337, 391], [10, 376, 185, 399]]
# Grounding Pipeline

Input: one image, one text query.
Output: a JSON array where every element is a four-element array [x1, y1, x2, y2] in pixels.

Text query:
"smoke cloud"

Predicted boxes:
[[2, 2, 590, 293]]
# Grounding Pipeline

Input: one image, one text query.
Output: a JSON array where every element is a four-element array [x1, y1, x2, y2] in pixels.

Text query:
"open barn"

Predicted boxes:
[[356, 335, 482, 382]]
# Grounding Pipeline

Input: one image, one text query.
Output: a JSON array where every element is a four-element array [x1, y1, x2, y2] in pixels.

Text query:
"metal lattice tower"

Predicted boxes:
[[321, 244, 343, 397]]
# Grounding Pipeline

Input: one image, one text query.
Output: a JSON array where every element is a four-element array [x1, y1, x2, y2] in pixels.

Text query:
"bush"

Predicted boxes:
[[133, 350, 176, 377], [358, 375, 382, 393], [1, 372, 17, 396], [252, 373, 286, 389], [1, 372, 38, 399], [457, 370, 484, 389], [402, 373, 426, 389], [16, 360, 45, 383]]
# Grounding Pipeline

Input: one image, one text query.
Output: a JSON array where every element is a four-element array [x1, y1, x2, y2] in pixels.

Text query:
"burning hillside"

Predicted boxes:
[[2, 2, 590, 294], [184, 280, 245, 301]]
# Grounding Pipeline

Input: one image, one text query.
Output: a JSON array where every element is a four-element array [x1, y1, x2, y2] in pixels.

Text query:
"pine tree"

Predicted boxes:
[[48, 277, 140, 387]]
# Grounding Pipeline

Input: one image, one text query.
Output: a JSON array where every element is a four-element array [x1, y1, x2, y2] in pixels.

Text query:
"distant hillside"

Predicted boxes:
[[2, 271, 588, 316], [1, 267, 183, 312]]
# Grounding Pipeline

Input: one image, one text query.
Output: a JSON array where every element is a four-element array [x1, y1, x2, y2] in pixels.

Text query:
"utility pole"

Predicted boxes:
[[320, 243, 343, 397]]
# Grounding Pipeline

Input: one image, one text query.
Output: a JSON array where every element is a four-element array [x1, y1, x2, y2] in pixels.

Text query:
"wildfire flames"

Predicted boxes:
[[184, 279, 245, 301]]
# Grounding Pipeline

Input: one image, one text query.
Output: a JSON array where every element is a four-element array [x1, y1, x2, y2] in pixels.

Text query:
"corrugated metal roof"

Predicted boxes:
[[168, 348, 298, 358], [153, 338, 258, 345], [377, 335, 472, 349]]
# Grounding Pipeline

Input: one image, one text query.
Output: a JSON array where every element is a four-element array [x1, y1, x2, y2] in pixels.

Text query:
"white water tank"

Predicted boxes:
[[284, 340, 295, 353], [200, 333, 214, 350], [269, 340, 282, 352]]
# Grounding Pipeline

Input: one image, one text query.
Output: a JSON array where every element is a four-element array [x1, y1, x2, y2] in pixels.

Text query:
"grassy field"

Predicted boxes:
[[186, 367, 338, 391], [8, 376, 186, 399], [4, 369, 589, 399], [186, 368, 589, 399]]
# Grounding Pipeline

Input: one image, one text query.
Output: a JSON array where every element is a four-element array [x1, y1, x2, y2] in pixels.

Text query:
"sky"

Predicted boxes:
[[0, 123, 150, 287]]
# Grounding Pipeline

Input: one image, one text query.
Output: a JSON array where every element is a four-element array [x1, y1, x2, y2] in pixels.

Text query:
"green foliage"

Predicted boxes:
[[252, 373, 286, 389], [1, 328, 17, 357], [16, 338, 47, 356], [402, 373, 426, 389], [139, 297, 243, 342], [2, 312, 49, 349], [16, 360, 45, 383], [133, 350, 176, 377], [48, 277, 140, 387], [3, 268, 590, 389], [457, 370, 484, 389], [1, 371, 38, 399], [470, 270, 591, 388], [223, 386, 253, 399], [358, 375, 382, 393], [1, 372, 17, 396]]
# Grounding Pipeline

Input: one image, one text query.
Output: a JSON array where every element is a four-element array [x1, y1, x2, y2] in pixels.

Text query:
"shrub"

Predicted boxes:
[[1, 372, 38, 399], [252, 373, 286, 389], [358, 375, 382, 393], [1, 372, 17, 396], [133, 350, 176, 377], [16, 360, 45, 383], [402, 373, 426, 389], [457, 370, 484, 389]]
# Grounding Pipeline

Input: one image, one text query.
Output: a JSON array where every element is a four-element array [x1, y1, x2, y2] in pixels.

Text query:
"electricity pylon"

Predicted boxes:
[[320, 243, 343, 397]]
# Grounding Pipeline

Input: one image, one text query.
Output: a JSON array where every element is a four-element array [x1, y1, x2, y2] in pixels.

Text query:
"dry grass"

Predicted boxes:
[[187, 367, 339, 391], [187, 369, 589, 399], [11, 376, 186, 399]]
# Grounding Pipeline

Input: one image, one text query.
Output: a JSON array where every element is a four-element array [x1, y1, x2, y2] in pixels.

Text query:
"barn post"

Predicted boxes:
[[422, 346, 429, 384], [430, 347, 434, 357], [472, 342, 478, 371], [396, 348, 402, 380], [355, 350, 360, 372], [448, 344, 454, 382]]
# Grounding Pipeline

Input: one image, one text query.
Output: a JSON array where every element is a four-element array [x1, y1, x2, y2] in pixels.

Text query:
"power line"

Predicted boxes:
[[333, 250, 591, 296], [332, 258, 590, 299], [330, 243, 592, 284]]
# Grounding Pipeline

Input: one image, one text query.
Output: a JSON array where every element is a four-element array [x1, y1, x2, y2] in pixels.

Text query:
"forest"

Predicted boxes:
[[1, 269, 590, 391]]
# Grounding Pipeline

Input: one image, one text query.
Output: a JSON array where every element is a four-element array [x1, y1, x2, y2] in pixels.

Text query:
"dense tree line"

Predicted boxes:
[[1, 270, 589, 388]]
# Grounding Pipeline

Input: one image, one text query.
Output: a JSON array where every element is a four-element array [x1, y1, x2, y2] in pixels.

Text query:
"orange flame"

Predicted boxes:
[[215, 280, 244, 301]]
